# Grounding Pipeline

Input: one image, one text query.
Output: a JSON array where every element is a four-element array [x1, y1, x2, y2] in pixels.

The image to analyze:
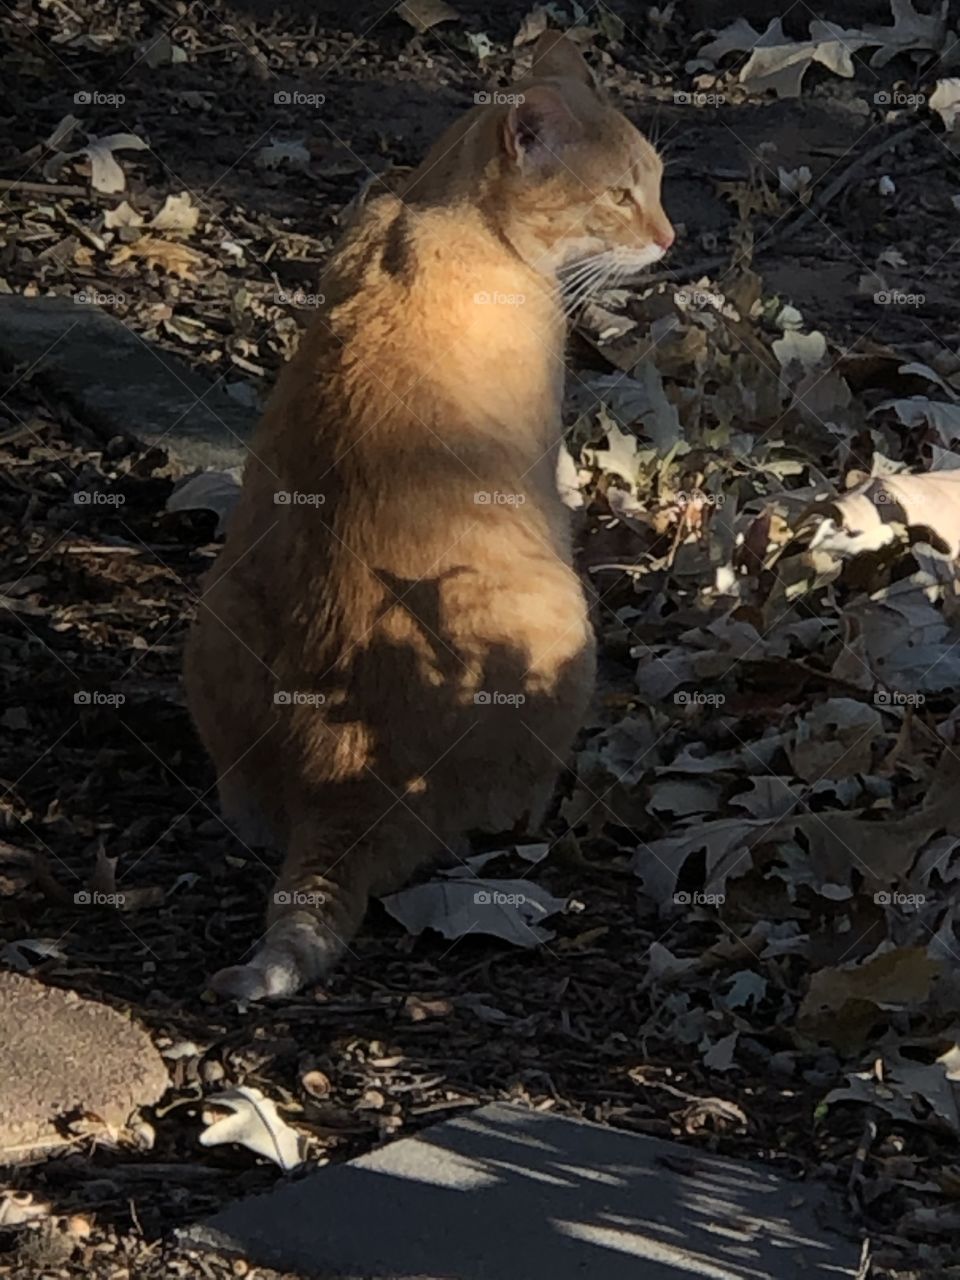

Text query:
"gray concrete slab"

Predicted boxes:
[[0, 295, 255, 472], [182, 1102, 860, 1280]]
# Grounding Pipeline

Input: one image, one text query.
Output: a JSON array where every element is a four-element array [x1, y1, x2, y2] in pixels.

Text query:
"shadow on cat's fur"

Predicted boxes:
[[189, 548, 594, 1000]]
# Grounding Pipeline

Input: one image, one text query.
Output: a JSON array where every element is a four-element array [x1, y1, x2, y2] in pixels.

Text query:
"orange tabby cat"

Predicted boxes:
[[185, 31, 673, 999]]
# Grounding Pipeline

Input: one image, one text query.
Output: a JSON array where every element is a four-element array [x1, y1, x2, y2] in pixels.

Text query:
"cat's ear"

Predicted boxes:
[[531, 30, 595, 87], [501, 84, 583, 170]]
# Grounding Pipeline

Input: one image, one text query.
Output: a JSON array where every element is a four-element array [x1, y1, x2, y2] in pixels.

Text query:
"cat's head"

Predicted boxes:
[[491, 32, 674, 286]]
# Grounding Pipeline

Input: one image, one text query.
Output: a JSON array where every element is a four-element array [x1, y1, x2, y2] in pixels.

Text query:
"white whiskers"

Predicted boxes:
[[558, 253, 623, 318]]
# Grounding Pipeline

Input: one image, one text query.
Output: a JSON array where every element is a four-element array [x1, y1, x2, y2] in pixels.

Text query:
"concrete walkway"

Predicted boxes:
[[0, 295, 254, 471], [183, 1102, 861, 1279]]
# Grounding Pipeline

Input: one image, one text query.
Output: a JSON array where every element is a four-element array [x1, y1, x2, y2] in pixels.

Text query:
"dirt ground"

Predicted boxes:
[[2, 1, 960, 1277]]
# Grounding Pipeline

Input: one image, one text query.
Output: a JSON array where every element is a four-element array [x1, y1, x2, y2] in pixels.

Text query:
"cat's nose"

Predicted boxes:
[[655, 227, 675, 250]]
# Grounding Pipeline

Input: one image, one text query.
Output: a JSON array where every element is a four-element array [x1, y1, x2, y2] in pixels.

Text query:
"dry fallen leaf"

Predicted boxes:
[[635, 815, 796, 906], [149, 192, 200, 234], [111, 238, 206, 281], [827, 1053, 960, 1133], [800, 946, 942, 1051], [89, 843, 118, 895], [0, 843, 36, 897], [930, 78, 960, 131], [81, 843, 164, 913], [380, 875, 566, 947], [787, 698, 884, 782], [807, 469, 960, 559], [695, 3, 947, 98], [772, 326, 827, 375], [0, 1191, 51, 1227], [104, 200, 144, 229], [702, 1030, 739, 1071], [864, 0, 949, 68], [200, 1085, 306, 1170], [876, 397, 960, 446], [0, 937, 67, 970], [513, 4, 550, 46], [141, 33, 189, 68], [78, 133, 149, 194], [695, 17, 867, 98], [396, 0, 459, 34], [166, 468, 243, 535], [403, 995, 454, 1021]]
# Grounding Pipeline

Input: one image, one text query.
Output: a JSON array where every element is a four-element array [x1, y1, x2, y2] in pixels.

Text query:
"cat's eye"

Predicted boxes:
[[614, 188, 634, 207]]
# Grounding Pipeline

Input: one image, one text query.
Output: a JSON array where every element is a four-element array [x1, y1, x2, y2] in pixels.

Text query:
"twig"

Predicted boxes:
[[847, 1110, 878, 1213], [854, 1239, 872, 1280], [0, 424, 43, 446], [786, 121, 925, 240], [641, 122, 926, 288], [0, 179, 90, 198], [64, 544, 142, 555], [632, 252, 728, 289]]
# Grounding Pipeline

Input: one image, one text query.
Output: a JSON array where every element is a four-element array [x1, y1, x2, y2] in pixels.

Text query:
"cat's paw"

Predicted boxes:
[[209, 963, 273, 1003], [209, 918, 337, 1001], [208, 956, 302, 1002]]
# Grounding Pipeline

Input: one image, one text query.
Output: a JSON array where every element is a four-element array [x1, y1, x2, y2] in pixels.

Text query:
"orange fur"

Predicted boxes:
[[184, 32, 672, 999]]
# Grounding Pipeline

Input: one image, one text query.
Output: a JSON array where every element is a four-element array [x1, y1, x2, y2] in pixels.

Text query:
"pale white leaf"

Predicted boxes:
[[875, 396, 960, 444], [103, 200, 143, 229], [931, 78, 960, 130], [80, 133, 149, 194], [166, 469, 242, 536], [396, 0, 459, 34], [772, 328, 827, 374], [149, 192, 199, 233], [199, 1085, 306, 1170], [810, 469, 960, 559], [380, 876, 565, 947]]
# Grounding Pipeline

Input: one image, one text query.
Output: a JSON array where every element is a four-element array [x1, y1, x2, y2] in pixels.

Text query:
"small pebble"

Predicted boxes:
[[200, 1058, 226, 1084]]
